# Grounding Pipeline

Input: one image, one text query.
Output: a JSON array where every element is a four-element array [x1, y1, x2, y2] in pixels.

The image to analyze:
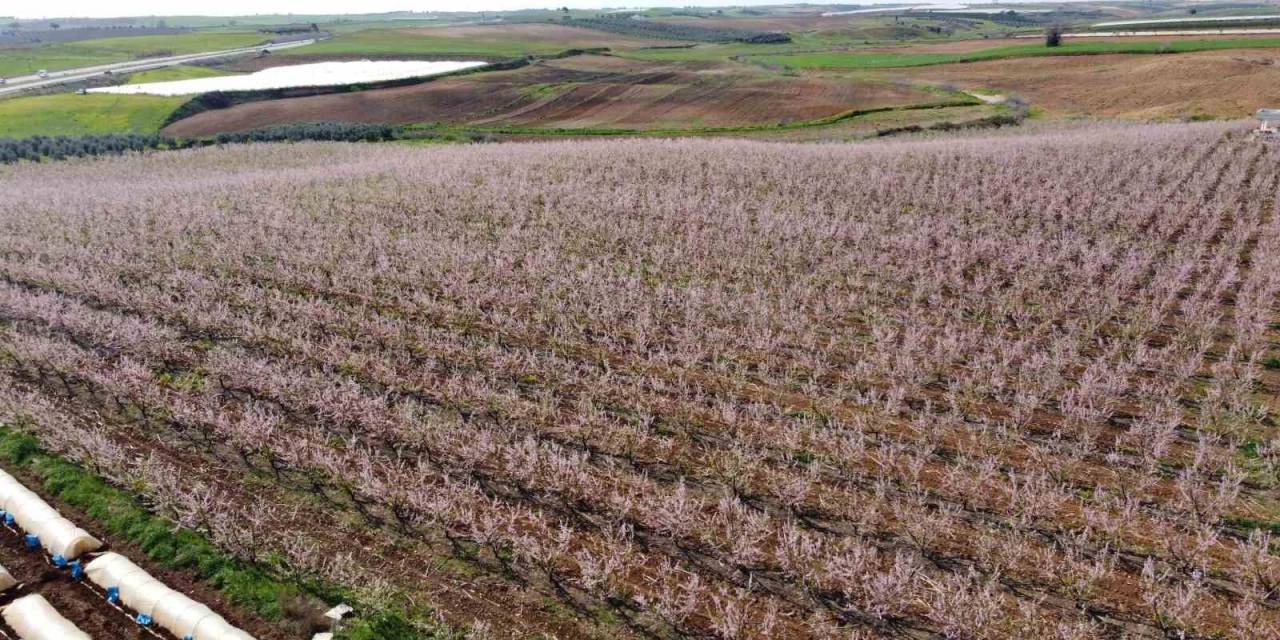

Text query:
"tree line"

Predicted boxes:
[[0, 122, 400, 164]]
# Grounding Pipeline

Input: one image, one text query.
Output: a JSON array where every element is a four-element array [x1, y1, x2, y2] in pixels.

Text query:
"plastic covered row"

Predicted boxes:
[[85, 553, 256, 640], [2, 593, 92, 640], [0, 467, 101, 560]]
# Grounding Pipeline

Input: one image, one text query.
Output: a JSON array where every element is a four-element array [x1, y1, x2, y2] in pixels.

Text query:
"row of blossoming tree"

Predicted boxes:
[[0, 123, 1276, 638]]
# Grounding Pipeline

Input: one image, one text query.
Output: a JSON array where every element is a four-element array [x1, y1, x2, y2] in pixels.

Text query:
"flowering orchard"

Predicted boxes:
[[0, 123, 1277, 639]]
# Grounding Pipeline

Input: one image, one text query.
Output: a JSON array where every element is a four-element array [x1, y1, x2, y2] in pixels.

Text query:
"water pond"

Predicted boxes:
[[90, 60, 488, 96]]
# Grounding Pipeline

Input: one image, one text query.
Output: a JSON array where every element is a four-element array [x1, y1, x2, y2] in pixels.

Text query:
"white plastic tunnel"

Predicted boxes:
[[85, 553, 256, 640], [1, 593, 92, 640], [0, 468, 101, 560]]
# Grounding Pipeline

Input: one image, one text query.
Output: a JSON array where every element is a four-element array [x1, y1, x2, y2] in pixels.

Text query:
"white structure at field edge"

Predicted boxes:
[[1260, 109, 1280, 133]]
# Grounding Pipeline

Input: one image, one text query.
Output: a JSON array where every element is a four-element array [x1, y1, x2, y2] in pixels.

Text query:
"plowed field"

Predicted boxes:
[[894, 47, 1280, 118]]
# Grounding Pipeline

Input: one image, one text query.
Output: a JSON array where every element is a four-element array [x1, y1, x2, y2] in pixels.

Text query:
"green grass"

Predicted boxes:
[[620, 41, 800, 62], [0, 423, 459, 639], [618, 19, 1038, 63], [753, 37, 1280, 69], [618, 30, 864, 63], [0, 93, 187, 138], [1224, 516, 1280, 535], [127, 64, 234, 83], [283, 27, 582, 59], [519, 81, 577, 100], [324, 20, 447, 34], [0, 32, 268, 78]]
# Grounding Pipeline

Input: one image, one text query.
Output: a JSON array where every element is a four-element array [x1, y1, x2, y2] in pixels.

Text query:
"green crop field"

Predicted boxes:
[[324, 19, 448, 34], [0, 93, 187, 138], [281, 27, 579, 59], [618, 16, 1039, 63], [126, 64, 233, 83], [753, 36, 1280, 69], [0, 32, 268, 78], [615, 42, 781, 62]]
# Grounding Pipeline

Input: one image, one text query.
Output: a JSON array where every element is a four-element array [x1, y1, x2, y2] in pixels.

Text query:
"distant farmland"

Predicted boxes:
[[892, 47, 1280, 120], [0, 93, 187, 137], [754, 35, 1280, 69], [161, 55, 945, 137], [0, 31, 269, 77], [0, 122, 1278, 638], [280, 23, 683, 60]]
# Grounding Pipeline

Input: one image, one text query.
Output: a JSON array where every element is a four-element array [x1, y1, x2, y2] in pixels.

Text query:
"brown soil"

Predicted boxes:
[[892, 48, 1280, 118], [164, 55, 934, 137], [497, 76, 920, 129], [0, 463, 295, 640]]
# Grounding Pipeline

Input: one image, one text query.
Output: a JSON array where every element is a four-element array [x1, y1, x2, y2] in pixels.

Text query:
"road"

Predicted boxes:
[[0, 38, 316, 97]]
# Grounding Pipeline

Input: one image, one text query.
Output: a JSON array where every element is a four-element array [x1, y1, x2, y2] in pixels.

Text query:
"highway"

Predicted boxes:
[[0, 38, 316, 97]]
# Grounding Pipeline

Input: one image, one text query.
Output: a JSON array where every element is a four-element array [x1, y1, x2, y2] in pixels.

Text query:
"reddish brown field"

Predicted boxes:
[[164, 55, 934, 136], [893, 48, 1280, 118]]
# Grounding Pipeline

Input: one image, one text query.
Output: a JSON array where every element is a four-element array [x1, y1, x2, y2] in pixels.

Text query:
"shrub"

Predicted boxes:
[[210, 122, 399, 145], [1045, 25, 1064, 47], [0, 133, 167, 164]]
